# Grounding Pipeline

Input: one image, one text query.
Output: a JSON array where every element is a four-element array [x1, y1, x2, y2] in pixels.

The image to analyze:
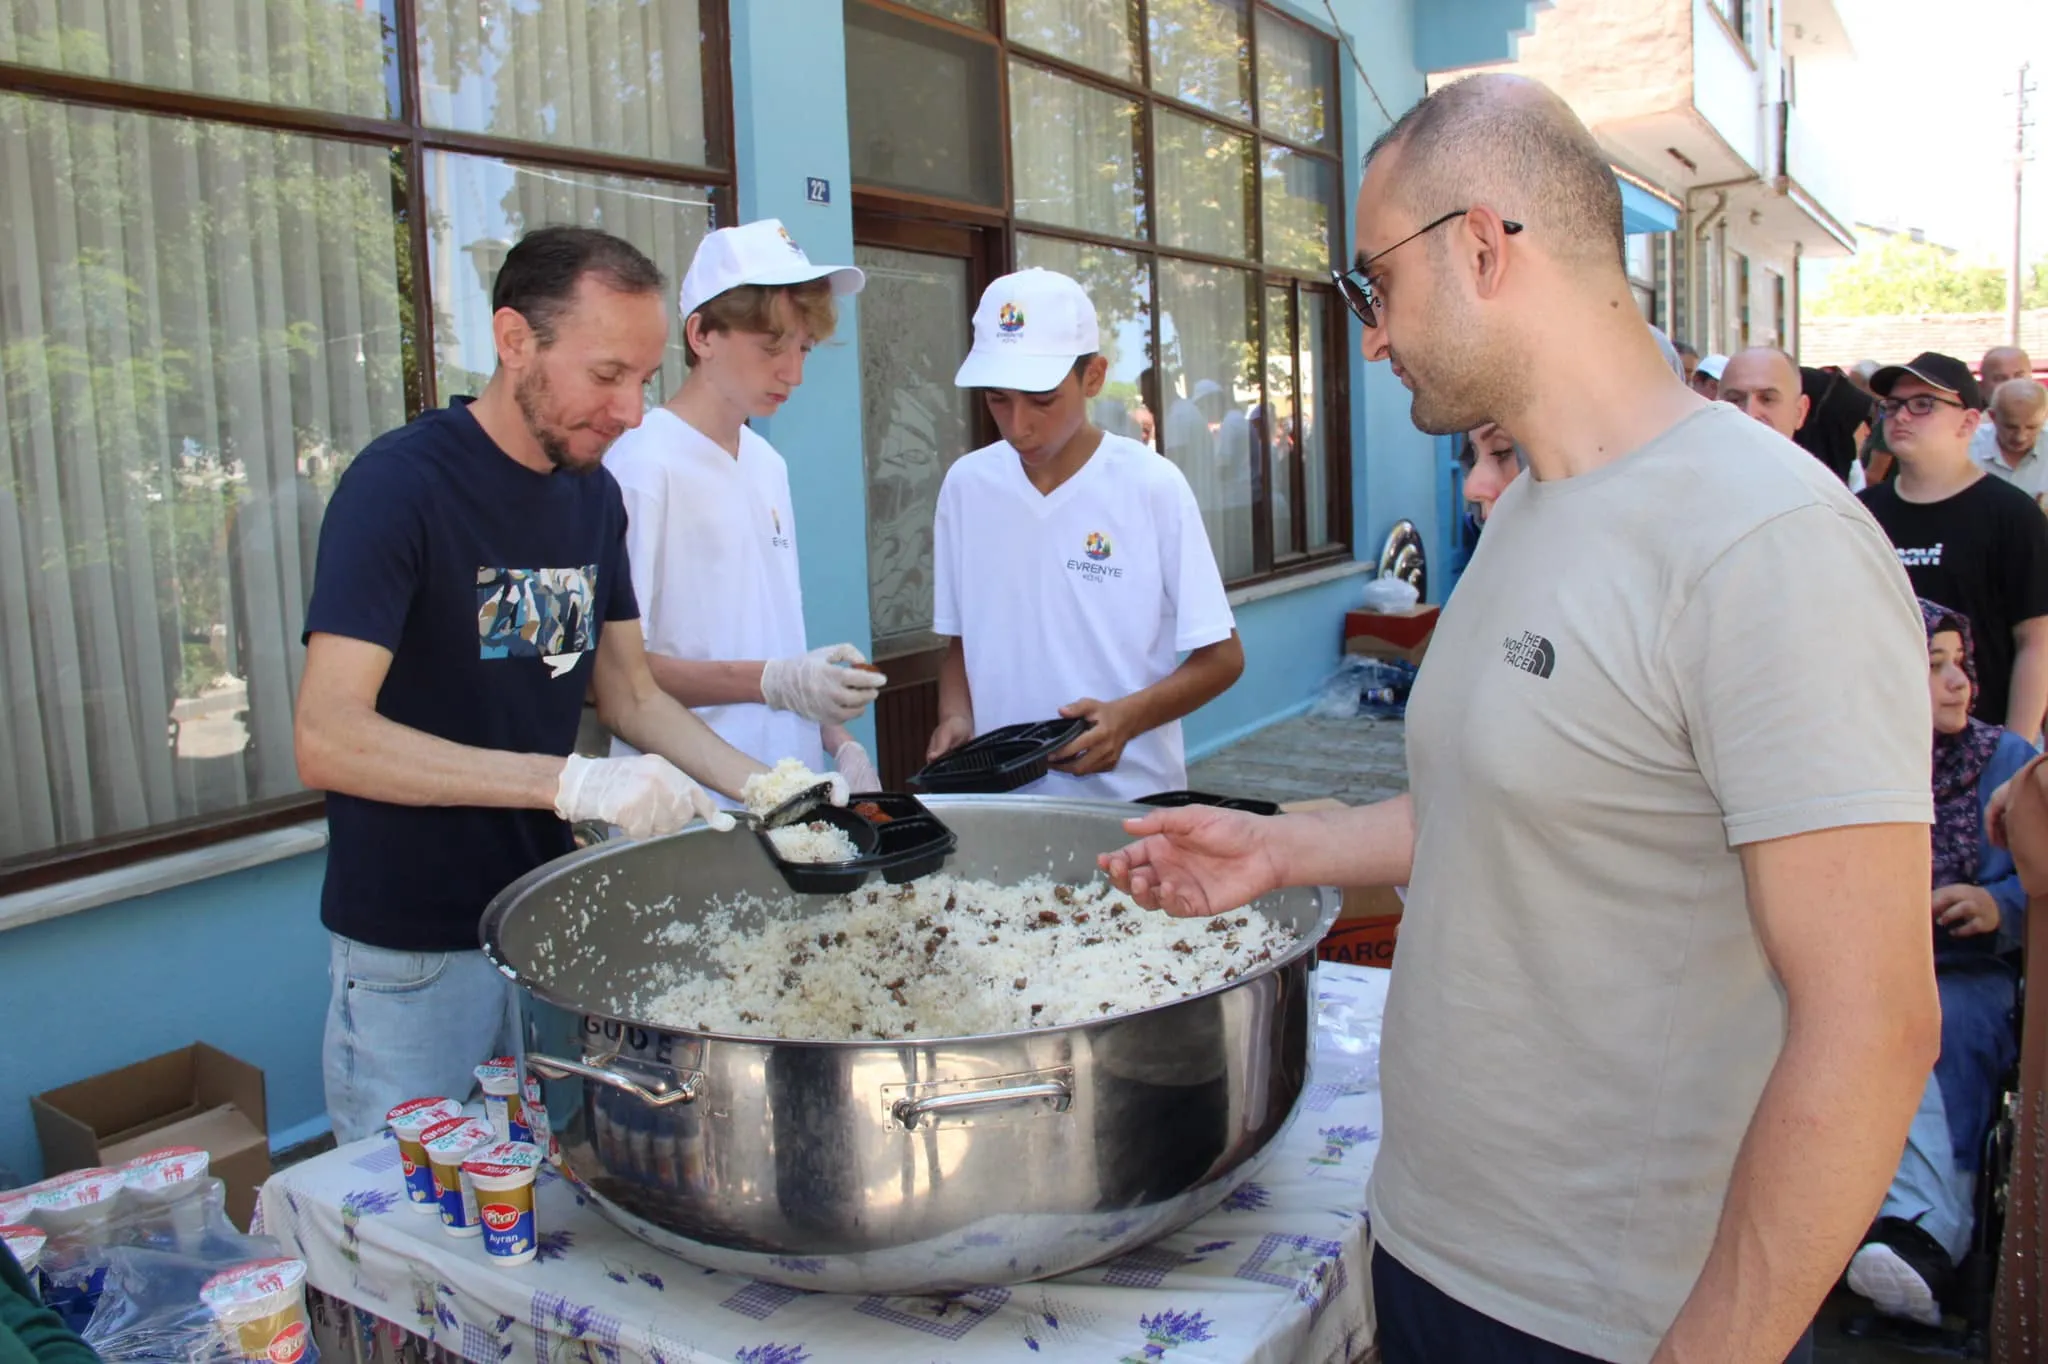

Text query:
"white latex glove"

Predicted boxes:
[[760, 644, 888, 725], [552, 755, 736, 839], [833, 740, 881, 794]]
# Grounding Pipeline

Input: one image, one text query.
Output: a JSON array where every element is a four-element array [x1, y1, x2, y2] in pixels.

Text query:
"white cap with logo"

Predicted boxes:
[[954, 268, 1100, 392], [677, 218, 865, 321]]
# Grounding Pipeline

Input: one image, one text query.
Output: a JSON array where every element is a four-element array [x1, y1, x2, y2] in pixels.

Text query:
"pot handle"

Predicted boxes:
[[528, 1051, 702, 1108], [891, 1079, 1070, 1130]]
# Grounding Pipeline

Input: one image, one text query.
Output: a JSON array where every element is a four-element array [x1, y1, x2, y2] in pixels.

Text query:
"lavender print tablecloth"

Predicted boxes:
[[260, 964, 1389, 1364]]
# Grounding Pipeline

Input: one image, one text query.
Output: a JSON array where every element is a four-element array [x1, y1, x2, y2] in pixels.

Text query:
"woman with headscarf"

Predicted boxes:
[[1794, 364, 1877, 487], [1846, 601, 2037, 1329]]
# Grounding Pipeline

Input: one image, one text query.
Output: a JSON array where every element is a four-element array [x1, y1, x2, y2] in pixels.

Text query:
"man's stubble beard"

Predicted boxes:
[[1399, 255, 1526, 437], [514, 361, 595, 475]]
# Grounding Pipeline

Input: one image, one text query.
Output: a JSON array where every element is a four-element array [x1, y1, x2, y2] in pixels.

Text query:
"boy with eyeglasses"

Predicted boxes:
[[1860, 351, 2048, 741], [927, 267, 1244, 799]]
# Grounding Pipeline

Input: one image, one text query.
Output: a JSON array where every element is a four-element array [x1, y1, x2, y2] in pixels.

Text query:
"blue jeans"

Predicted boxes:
[[1880, 1071, 1979, 1264], [322, 933, 519, 1144], [1372, 1247, 1815, 1364]]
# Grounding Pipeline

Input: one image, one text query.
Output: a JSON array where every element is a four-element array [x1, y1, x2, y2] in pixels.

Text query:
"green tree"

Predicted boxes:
[[1810, 233, 2048, 316]]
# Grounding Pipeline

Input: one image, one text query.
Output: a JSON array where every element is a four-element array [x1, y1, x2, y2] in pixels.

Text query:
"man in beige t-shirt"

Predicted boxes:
[[1104, 74, 1938, 1364]]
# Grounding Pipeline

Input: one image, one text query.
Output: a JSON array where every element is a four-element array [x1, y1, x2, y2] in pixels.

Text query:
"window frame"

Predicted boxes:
[[851, 0, 1352, 588], [0, 1, 735, 893]]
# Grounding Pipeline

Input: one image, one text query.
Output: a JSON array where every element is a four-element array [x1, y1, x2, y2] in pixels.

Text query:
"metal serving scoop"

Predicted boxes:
[[734, 779, 838, 831]]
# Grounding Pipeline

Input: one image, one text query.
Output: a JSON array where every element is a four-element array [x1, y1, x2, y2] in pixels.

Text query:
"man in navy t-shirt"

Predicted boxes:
[[297, 227, 769, 1142]]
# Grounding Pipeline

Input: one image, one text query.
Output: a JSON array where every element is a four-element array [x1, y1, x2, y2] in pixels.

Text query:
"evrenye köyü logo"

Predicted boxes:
[[1068, 532, 1123, 582], [998, 302, 1025, 334]]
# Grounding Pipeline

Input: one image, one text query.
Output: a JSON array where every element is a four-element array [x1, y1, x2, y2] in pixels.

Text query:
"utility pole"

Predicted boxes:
[[2011, 64, 2035, 347]]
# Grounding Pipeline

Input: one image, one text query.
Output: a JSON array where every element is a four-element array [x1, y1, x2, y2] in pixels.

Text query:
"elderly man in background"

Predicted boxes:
[[1719, 347, 1811, 441], [1982, 346, 2033, 397], [1971, 377, 2048, 502]]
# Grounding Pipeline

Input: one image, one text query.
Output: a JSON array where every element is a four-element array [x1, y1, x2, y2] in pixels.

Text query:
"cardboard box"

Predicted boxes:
[[1343, 606, 1439, 665], [1280, 798, 1403, 966], [33, 1043, 270, 1229]]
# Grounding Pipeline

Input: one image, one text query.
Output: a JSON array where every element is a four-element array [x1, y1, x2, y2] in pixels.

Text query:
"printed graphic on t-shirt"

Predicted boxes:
[[476, 565, 598, 677], [1067, 531, 1123, 582], [771, 506, 791, 550], [1894, 543, 1943, 567], [1503, 630, 1555, 679]]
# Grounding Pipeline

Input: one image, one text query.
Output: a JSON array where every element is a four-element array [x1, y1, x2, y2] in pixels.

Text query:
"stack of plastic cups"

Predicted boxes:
[[420, 1118, 497, 1238], [460, 1142, 543, 1266], [385, 1099, 462, 1216], [118, 1146, 214, 1252], [0, 1225, 45, 1298], [26, 1168, 126, 1329], [200, 1258, 315, 1364], [475, 1059, 526, 1145]]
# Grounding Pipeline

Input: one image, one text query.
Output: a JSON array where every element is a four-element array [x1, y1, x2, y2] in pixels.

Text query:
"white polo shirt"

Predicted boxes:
[[603, 409, 824, 783], [1972, 420, 2048, 499], [933, 432, 1236, 801]]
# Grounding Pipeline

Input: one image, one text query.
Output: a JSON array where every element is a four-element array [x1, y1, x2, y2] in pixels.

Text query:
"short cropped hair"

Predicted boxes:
[[492, 226, 666, 346], [1365, 74, 1625, 272], [684, 279, 841, 367]]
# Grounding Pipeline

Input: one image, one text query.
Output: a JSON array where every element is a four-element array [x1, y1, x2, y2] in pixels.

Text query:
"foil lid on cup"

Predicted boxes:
[[386, 1097, 462, 1138], [28, 1168, 125, 1213], [421, 1117, 496, 1161], [122, 1146, 211, 1192], [0, 1225, 46, 1268], [474, 1058, 522, 1094], [461, 1142, 544, 1182], [200, 1256, 307, 1309]]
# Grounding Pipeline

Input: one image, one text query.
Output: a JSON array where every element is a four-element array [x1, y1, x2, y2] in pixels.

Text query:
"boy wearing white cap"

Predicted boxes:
[[930, 267, 1244, 800], [604, 219, 884, 794]]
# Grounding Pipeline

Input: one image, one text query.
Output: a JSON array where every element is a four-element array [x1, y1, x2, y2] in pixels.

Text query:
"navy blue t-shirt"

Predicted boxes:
[[303, 400, 638, 951]]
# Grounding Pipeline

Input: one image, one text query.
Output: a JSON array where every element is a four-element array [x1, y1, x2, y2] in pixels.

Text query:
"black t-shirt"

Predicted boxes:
[[1860, 474, 2048, 724], [303, 401, 638, 951]]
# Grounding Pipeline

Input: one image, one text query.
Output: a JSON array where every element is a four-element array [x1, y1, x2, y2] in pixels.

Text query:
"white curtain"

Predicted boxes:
[[0, 92, 407, 863], [0, 0, 390, 117], [1005, 0, 1139, 80], [1160, 262, 1256, 582], [1008, 60, 1143, 241], [426, 153, 714, 402], [416, 0, 708, 167]]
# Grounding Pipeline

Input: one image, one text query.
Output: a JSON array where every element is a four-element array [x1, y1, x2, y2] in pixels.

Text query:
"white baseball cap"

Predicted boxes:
[[677, 218, 864, 321], [954, 268, 1100, 392], [1696, 352, 1730, 381]]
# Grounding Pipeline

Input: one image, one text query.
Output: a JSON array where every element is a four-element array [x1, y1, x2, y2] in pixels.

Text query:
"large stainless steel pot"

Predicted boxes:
[[481, 796, 1340, 1293]]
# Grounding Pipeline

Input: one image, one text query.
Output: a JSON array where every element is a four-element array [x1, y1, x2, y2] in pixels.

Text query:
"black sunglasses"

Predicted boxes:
[[1330, 209, 1524, 329]]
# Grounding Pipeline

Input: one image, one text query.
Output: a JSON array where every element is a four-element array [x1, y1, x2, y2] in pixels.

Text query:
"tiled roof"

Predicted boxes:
[[1801, 309, 2048, 372]]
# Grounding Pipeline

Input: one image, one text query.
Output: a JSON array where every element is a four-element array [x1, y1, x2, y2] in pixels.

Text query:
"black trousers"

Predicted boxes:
[[1372, 1247, 1816, 1364]]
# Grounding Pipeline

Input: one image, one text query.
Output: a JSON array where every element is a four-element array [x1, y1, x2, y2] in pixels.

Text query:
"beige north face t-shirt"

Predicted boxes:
[[1367, 405, 1932, 1363]]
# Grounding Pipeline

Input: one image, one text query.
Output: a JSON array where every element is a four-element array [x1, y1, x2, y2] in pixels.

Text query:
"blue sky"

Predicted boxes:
[[1802, 0, 2047, 267]]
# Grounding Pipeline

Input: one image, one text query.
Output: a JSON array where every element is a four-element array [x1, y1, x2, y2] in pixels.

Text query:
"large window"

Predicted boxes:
[[1, 1, 729, 887], [847, 0, 1350, 586]]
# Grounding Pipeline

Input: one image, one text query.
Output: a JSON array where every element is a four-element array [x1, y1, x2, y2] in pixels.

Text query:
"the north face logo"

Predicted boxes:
[[1503, 631, 1555, 679]]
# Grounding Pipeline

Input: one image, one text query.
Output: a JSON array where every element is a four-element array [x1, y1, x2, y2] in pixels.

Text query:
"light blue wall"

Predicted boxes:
[[729, 0, 876, 749], [1412, 0, 1544, 73], [0, 853, 332, 1185]]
